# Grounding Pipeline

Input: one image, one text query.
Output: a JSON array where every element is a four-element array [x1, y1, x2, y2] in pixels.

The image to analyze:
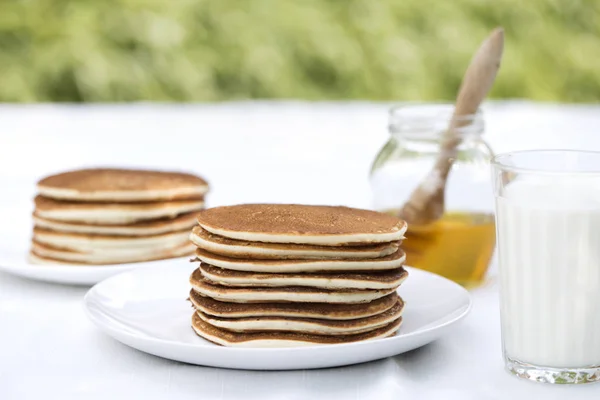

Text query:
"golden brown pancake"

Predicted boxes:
[[190, 226, 400, 259], [194, 247, 405, 273], [33, 212, 199, 236], [189, 290, 401, 320], [32, 227, 190, 252], [37, 168, 208, 202], [192, 313, 402, 347], [195, 299, 404, 335], [190, 269, 396, 303], [31, 241, 195, 265], [199, 263, 408, 290], [28, 253, 82, 265], [196, 204, 407, 246], [34, 196, 204, 225]]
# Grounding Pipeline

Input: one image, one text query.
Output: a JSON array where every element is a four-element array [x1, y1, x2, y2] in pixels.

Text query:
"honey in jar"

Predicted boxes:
[[398, 211, 495, 287]]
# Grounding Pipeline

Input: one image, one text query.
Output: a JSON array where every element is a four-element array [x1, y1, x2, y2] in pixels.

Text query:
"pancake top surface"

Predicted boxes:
[[33, 226, 190, 241], [38, 168, 208, 194], [190, 269, 391, 295], [199, 299, 404, 326], [189, 290, 401, 319], [34, 211, 198, 229], [34, 195, 203, 211], [195, 247, 405, 266], [192, 313, 401, 345], [191, 226, 400, 252], [199, 263, 408, 284], [197, 204, 406, 237]]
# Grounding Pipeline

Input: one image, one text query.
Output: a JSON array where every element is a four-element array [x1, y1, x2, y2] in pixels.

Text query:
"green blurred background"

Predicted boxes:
[[1, 0, 598, 103]]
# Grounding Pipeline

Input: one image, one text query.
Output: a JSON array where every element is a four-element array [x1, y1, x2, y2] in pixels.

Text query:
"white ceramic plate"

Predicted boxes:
[[84, 263, 471, 370], [0, 242, 192, 285]]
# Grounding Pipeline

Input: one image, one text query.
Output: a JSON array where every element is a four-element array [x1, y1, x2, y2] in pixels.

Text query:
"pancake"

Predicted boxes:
[[196, 204, 407, 246], [37, 168, 208, 202], [190, 270, 396, 303], [194, 247, 405, 273], [190, 226, 400, 260], [28, 253, 80, 265], [195, 299, 404, 335], [34, 196, 204, 225], [199, 263, 408, 290], [189, 290, 401, 320], [31, 241, 195, 265], [192, 313, 402, 347], [33, 212, 199, 236], [33, 227, 190, 252]]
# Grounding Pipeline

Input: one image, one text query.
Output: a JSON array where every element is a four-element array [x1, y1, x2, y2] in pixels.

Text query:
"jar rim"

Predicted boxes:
[[388, 103, 484, 138]]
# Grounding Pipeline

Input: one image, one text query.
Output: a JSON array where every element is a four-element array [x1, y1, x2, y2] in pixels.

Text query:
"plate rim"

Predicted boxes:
[[83, 265, 472, 354], [0, 251, 194, 284]]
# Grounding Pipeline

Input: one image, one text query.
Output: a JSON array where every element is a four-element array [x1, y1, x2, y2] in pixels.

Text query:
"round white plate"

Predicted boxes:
[[84, 263, 471, 370], [0, 242, 192, 285]]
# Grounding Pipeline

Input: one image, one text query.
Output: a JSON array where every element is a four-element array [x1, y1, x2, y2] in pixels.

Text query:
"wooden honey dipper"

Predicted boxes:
[[398, 27, 505, 225]]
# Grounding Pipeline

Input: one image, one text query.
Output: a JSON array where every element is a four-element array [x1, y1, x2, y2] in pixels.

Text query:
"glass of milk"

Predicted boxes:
[[492, 150, 600, 384]]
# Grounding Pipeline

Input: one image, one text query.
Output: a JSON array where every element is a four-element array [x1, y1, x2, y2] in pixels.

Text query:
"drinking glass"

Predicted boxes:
[[492, 150, 600, 384]]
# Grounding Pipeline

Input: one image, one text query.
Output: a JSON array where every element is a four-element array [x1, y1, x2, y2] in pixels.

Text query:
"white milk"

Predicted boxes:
[[496, 177, 600, 368]]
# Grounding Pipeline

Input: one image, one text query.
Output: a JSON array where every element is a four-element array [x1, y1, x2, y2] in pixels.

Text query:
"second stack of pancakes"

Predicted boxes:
[[30, 168, 209, 265], [189, 204, 408, 347]]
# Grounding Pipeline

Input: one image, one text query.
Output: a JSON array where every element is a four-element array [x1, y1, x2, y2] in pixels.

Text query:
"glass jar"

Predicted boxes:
[[370, 104, 495, 288]]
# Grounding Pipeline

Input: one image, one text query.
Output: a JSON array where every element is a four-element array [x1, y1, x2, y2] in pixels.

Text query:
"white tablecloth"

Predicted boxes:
[[1, 102, 599, 399]]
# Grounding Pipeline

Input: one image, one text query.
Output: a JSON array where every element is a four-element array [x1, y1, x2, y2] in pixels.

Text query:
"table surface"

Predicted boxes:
[[1, 102, 599, 399]]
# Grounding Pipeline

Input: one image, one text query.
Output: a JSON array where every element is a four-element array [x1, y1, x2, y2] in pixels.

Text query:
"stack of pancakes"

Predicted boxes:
[[188, 204, 408, 347], [29, 168, 209, 265]]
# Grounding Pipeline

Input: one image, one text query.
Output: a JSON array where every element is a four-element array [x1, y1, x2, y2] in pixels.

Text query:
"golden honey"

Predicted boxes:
[[396, 211, 496, 288]]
